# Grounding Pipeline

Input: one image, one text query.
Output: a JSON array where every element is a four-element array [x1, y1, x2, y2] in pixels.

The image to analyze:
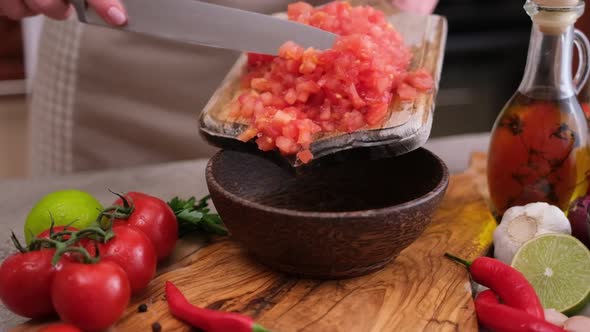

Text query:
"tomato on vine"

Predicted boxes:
[[51, 260, 130, 332], [85, 223, 157, 294], [106, 192, 178, 261], [0, 248, 61, 319]]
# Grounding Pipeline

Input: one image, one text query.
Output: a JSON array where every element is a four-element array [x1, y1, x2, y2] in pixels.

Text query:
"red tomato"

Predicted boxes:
[[0, 249, 62, 319], [51, 261, 130, 332], [38, 323, 82, 332], [112, 192, 178, 261], [86, 224, 157, 294]]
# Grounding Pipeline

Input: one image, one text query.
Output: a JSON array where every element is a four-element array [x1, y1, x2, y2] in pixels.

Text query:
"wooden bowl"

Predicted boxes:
[[205, 147, 449, 279]]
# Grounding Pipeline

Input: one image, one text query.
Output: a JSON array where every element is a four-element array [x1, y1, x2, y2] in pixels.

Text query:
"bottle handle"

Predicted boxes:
[[573, 29, 590, 95]]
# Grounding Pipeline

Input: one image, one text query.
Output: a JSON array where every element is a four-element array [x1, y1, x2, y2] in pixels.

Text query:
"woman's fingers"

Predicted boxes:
[[23, 0, 71, 20], [0, 0, 71, 21], [0, 0, 36, 20], [87, 0, 127, 26]]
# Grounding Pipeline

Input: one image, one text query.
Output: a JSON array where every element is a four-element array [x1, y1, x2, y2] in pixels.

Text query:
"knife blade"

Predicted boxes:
[[68, 0, 338, 55]]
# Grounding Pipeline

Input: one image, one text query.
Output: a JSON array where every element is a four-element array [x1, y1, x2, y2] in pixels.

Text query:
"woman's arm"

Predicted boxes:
[[0, 0, 127, 25], [1, 0, 439, 28]]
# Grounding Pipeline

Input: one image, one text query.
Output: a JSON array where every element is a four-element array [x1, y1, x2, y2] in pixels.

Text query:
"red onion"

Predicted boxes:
[[567, 195, 590, 248]]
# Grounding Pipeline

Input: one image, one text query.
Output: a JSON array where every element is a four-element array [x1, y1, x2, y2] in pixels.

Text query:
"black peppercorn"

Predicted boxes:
[[151, 322, 162, 332]]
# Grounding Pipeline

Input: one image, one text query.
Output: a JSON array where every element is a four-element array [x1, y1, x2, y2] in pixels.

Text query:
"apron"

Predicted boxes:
[[28, 1, 326, 176]]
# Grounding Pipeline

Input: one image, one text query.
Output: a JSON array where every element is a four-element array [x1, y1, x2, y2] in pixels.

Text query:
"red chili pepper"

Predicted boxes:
[[165, 281, 270, 332], [38, 323, 82, 332], [444, 253, 544, 319], [475, 290, 565, 332]]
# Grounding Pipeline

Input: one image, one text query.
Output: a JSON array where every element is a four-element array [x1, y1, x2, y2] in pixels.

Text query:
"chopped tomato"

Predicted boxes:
[[247, 53, 275, 67], [237, 127, 258, 142], [406, 69, 434, 91], [366, 103, 389, 126], [233, 1, 433, 163], [297, 149, 314, 164], [282, 123, 299, 139], [397, 82, 419, 101], [275, 136, 298, 155], [288, 2, 314, 22], [256, 136, 275, 151]]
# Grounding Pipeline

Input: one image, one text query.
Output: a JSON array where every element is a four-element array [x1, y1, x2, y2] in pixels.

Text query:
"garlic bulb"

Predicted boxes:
[[493, 202, 571, 265], [544, 309, 568, 327], [563, 316, 590, 332]]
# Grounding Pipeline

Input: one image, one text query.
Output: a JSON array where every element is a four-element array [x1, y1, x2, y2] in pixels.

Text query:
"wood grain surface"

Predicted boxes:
[[199, 1, 448, 167], [11, 154, 497, 332]]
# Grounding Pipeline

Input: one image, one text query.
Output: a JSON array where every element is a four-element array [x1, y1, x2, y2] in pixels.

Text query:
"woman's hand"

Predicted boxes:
[[0, 0, 127, 26]]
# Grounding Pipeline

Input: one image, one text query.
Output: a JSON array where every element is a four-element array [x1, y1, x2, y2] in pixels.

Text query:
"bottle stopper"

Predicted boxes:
[[527, 0, 584, 34]]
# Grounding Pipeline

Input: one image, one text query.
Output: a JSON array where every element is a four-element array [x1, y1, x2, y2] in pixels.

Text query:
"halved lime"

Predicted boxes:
[[511, 233, 590, 315]]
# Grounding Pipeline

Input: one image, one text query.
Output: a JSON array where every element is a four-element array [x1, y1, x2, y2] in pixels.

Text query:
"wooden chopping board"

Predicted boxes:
[[11, 153, 497, 332]]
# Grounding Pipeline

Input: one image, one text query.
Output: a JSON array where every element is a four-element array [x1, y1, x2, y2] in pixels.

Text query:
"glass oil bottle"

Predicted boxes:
[[487, 0, 590, 217]]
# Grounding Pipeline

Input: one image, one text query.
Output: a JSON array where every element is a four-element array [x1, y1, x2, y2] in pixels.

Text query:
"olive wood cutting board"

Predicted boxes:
[[199, 1, 448, 167], [11, 153, 497, 332]]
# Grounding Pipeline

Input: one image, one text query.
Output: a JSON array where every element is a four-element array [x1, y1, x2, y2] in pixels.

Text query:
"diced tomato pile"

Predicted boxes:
[[231, 1, 434, 163]]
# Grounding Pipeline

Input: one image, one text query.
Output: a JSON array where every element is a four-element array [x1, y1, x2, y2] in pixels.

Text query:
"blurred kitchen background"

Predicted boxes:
[[0, 0, 589, 179], [0, 16, 27, 179], [431, 0, 531, 137]]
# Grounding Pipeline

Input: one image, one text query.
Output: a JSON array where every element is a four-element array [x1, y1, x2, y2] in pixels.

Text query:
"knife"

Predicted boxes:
[[68, 0, 338, 55]]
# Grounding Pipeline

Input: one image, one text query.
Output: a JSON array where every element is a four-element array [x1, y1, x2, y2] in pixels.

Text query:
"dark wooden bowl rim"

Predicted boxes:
[[206, 148, 450, 219]]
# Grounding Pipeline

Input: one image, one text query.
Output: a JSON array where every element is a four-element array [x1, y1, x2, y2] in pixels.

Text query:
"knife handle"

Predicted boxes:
[[68, 0, 89, 23]]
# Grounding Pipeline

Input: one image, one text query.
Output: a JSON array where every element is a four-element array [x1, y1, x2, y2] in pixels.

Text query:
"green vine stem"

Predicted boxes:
[[443, 253, 473, 269], [108, 189, 131, 209], [96, 191, 135, 230], [28, 237, 63, 252], [10, 231, 28, 253], [9, 207, 117, 266], [47, 227, 106, 265], [52, 246, 99, 265], [15, 224, 113, 267], [73, 226, 112, 243], [50, 230, 75, 241]]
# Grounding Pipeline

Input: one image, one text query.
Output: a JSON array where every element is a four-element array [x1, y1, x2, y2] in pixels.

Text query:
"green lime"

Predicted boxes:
[[511, 233, 590, 315], [24, 189, 103, 244]]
